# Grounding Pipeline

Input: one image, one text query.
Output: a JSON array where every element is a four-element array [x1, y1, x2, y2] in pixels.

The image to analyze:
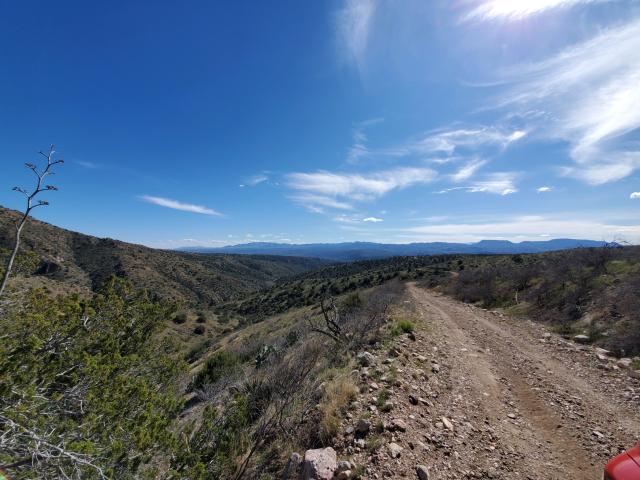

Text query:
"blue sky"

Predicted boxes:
[[1, 0, 640, 247]]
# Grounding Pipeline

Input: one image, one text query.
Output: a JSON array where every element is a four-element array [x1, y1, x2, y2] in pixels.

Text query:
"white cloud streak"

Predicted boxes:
[[464, 0, 610, 22], [287, 167, 437, 212], [363, 216, 384, 222], [336, 0, 377, 71], [468, 172, 519, 195], [288, 167, 436, 200], [342, 124, 525, 170], [631, 192, 640, 199], [413, 127, 526, 156], [451, 158, 487, 182], [139, 195, 223, 216], [289, 194, 354, 213], [437, 172, 519, 195], [499, 18, 640, 184], [537, 186, 552, 193], [75, 160, 100, 169], [245, 174, 268, 186]]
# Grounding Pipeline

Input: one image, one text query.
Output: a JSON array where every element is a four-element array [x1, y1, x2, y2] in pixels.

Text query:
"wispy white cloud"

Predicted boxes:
[[463, 0, 609, 22], [335, 0, 377, 71], [287, 167, 437, 212], [405, 214, 640, 242], [498, 18, 640, 184], [332, 214, 384, 223], [343, 124, 524, 169], [289, 194, 354, 213], [631, 192, 640, 199], [413, 127, 526, 156], [451, 158, 487, 182], [333, 214, 361, 223], [240, 173, 269, 188], [345, 117, 408, 164], [469, 172, 518, 195], [139, 195, 223, 216], [75, 160, 100, 169], [537, 186, 553, 193], [437, 172, 518, 195]]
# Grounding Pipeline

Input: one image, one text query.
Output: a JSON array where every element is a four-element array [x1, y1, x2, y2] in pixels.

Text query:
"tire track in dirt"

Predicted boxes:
[[408, 283, 640, 480]]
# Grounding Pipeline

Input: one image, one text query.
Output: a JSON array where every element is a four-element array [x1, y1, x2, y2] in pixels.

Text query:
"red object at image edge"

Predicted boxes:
[[605, 445, 640, 479]]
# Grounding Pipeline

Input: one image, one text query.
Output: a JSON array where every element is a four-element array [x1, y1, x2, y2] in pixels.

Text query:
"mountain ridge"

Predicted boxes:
[[179, 238, 610, 261]]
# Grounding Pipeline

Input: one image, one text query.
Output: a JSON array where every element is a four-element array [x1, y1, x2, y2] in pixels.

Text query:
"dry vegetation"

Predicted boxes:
[[0, 206, 327, 307], [432, 246, 640, 356], [172, 281, 404, 479], [3, 205, 640, 479]]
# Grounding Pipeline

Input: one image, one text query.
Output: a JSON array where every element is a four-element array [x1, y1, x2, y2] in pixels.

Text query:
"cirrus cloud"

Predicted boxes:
[[451, 158, 488, 183], [437, 172, 519, 196], [287, 166, 437, 213], [335, 0, 377, 72], [414, 127, 526, 156], [463, 0, 611, 22], [139, 195, 223, 216], [497, 17, 640, 184]]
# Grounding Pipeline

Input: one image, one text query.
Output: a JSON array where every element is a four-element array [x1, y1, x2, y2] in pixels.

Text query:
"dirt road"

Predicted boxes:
[[336, 284, 640, 479]]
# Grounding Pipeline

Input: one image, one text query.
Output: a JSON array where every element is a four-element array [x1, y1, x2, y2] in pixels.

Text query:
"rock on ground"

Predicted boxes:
[[300, 447, 337, 480], [416, 465, 430, 480]]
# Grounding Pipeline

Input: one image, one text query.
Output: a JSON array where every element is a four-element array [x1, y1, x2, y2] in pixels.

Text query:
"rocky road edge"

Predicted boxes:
[[286, 283, 640, 480]]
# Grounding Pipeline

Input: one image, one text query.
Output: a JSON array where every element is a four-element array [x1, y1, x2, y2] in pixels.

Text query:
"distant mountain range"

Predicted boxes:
[[178, 239, 610, 262]]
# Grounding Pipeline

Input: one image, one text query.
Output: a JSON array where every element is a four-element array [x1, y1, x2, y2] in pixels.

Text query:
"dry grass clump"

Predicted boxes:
[[318, 375, 359, 441]]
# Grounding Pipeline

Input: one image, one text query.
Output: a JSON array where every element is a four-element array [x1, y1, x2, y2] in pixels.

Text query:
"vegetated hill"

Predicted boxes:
[[216, 245, 640, 357], [180, 238, 609, 261], [0, 206, 327, 306], [433, 246, 640, 356], [216, 254, 461, 323]]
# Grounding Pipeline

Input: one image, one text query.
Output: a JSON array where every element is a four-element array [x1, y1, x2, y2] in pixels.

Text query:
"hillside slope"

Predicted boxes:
[[0, 206, 327, 306]]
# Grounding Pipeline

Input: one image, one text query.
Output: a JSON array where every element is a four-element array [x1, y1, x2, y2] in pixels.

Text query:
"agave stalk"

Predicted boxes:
[[0, 145, 63, 297]]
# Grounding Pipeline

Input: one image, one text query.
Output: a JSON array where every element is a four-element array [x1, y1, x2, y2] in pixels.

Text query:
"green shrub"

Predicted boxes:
[[186, 339, 213, 363], [342, 292, 363, 309], [391, 319, 415, 336], [173, 311, 188, 324], [171, 397, 251, 479], [0, 277, 185, 479], [0, 248, 40, 276], [375, 389, 391, 409], [194, 325, 205, 335], [192, 350, 241, 389]]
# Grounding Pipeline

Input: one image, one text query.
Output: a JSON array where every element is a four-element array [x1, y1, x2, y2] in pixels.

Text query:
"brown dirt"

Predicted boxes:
[[334, 283, 640, 479]]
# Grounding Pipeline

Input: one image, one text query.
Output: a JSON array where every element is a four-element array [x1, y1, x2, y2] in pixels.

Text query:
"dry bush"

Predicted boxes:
[[175, 281, 405, 479], [306, 280, 401, 352], [440, 247, 640, 355], [601, 271, 640, 356]]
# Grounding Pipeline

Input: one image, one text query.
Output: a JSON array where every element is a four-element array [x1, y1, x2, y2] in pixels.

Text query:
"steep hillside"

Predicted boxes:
[[0, 206, 327, 306]]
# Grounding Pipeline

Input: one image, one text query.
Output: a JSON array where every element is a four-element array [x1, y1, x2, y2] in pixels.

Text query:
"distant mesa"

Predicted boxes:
[[178, 239, 611, 262]]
